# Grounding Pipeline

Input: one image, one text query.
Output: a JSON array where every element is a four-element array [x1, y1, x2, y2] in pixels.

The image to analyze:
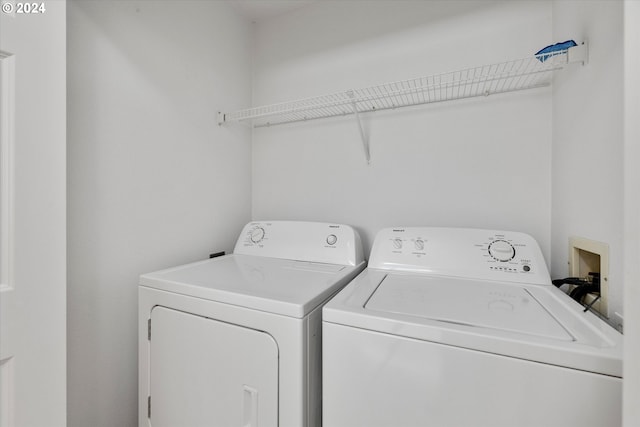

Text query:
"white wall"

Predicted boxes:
[[551, 1, 624, 326], [66, 1, 252, 426], [0, 1, 67, 425], [623, 1, 640, 424], [64, 1, 632, 425], [251, 0, 553, 257]]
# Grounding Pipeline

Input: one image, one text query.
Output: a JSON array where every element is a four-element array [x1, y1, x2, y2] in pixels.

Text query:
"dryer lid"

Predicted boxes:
[[364, 274, 573, 341], [140, 254, 364, 318]]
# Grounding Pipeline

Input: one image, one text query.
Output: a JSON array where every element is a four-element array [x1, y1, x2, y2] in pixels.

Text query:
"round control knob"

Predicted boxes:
[[326, 234, 338, 245], [392, 238, 403, 250], [415, 239, 425, 251], [488, 240, 515, 262], [250, 227, 265, 244]]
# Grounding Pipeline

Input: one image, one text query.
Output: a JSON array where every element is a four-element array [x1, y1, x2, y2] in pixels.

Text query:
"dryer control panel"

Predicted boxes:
[[368, 227, 550, 285], [233, 221, 364, 266]]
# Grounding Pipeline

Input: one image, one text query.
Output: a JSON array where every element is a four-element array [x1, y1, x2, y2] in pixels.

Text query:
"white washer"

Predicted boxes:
[[323, 227, 622, 427], [139, 221, 364, 427]]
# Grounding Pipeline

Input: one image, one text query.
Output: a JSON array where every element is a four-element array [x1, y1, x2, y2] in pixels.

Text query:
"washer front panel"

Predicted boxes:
[[322, 323, 622, 427]]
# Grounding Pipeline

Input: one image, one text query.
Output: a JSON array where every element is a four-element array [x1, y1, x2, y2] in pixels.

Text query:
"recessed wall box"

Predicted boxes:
[[568, 236, 609, 318]]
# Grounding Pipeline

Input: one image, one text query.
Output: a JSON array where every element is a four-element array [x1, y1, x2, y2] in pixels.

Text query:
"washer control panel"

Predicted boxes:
[[368, 227, 550, 285], [233, 221, 364, 266]]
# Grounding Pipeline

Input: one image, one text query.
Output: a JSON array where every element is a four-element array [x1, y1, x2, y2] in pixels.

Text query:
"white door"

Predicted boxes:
[[0, 2, 67, 425], [149, 307, 278, 427], [0, 50, 16, 427]]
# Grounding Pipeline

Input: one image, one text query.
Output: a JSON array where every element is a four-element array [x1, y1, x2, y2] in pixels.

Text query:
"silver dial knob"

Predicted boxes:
[[488, 240, 515, 262], [415, 239, 425, 251], [392, 238, 403, 249], [326, 234, 338, 245], [250, 227, 265, 244]]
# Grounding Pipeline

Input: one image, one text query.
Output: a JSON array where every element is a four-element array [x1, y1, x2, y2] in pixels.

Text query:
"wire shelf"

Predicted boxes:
[[218, 44, 587, 129]]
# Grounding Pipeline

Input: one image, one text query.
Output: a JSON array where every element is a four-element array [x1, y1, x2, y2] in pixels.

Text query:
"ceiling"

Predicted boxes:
[[230, 0, 317, 23]]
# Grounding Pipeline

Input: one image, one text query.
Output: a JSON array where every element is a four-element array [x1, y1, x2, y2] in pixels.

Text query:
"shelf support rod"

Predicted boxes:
[[347, 91, 370, 164]]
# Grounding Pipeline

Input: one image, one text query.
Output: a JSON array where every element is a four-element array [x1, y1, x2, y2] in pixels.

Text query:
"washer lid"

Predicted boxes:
[[365, 275, 573, 341], [140, 254, 363, 318], [323, 270, 622, 377]]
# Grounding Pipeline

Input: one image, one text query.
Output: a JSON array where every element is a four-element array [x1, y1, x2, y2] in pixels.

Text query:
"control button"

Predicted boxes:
[[488, 240, 515, 262], [523, 265, 531, 272], [250, 227, 265, 244], [415, 239, 425, 251], [326, 234, 338, 245], [392, 238, 403, 249]]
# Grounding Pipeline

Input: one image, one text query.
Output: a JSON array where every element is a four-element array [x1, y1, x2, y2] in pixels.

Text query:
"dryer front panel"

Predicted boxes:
[[149, 306, 278, 427]]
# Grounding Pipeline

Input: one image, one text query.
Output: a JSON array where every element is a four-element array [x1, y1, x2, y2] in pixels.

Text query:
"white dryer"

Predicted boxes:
[[323, 227, 622, 427], [139, 221, 364, 427]]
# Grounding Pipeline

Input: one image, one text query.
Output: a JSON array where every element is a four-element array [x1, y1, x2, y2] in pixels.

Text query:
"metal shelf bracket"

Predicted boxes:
[[568, 42, 589, 65], [348, 91, 371, 164]]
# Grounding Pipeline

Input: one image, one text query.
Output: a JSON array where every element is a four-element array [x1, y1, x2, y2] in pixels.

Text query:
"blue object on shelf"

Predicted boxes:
[[535, 40, 578, 62]]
